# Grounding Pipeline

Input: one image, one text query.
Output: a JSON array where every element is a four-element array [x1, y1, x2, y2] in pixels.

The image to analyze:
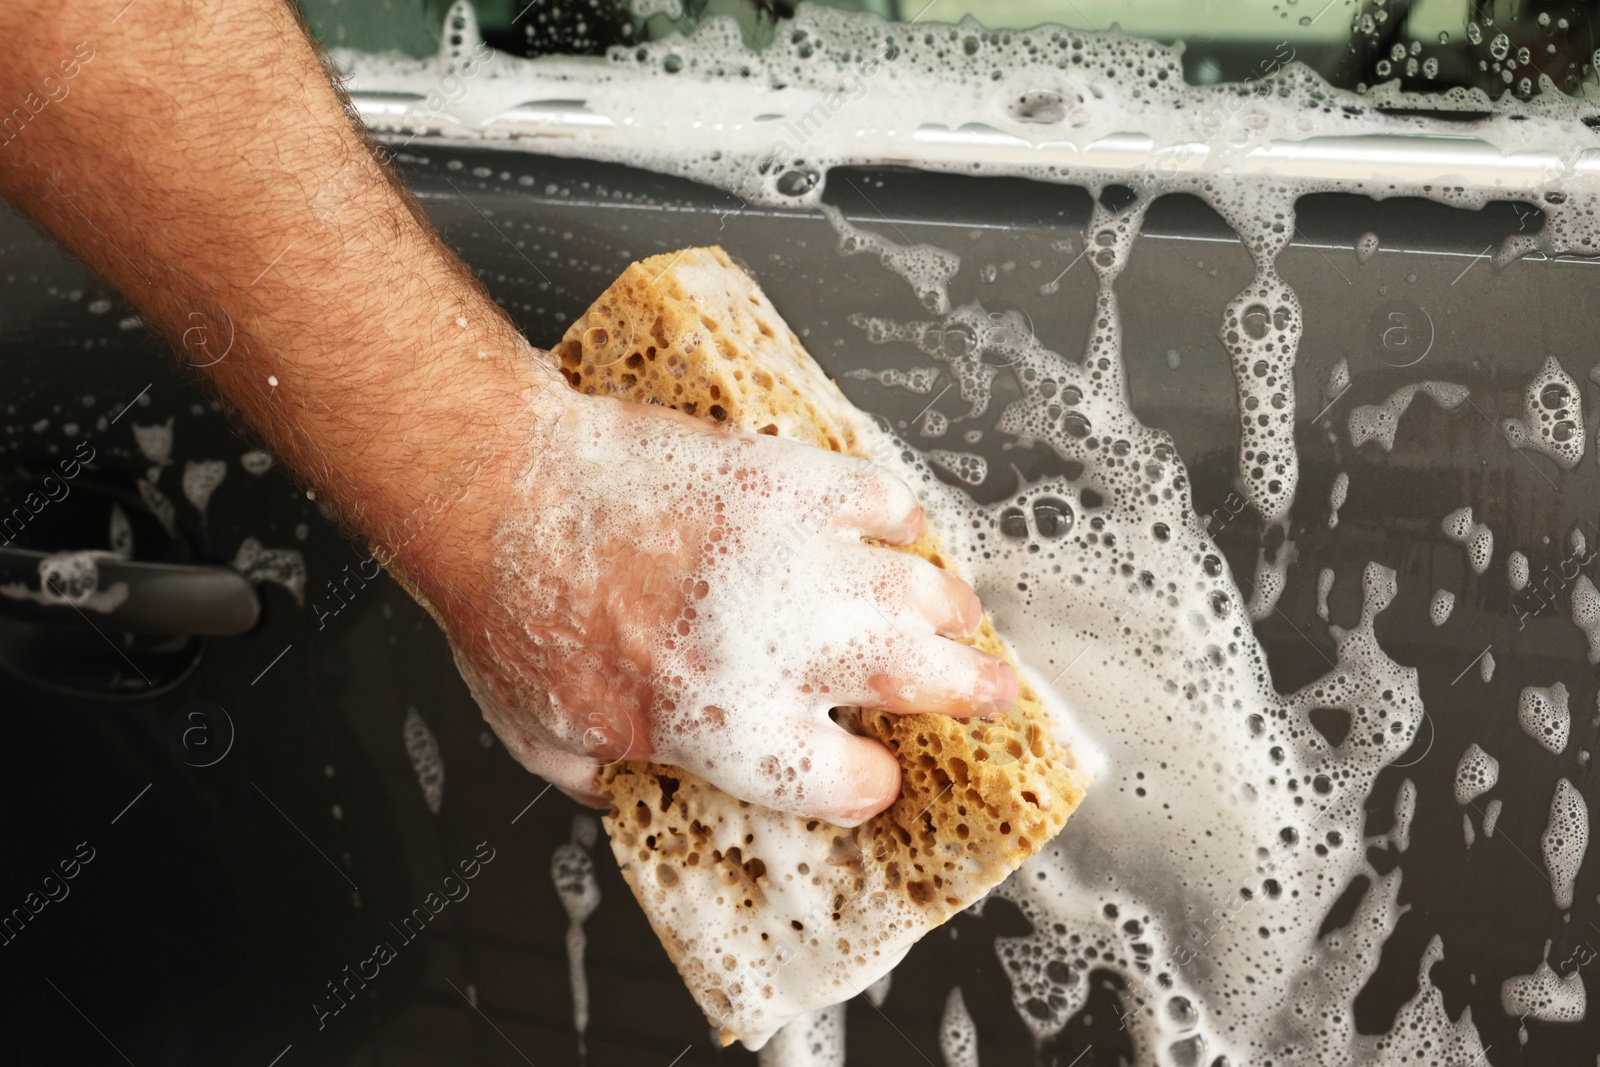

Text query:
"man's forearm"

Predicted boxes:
[[0, 0, 552, 608]]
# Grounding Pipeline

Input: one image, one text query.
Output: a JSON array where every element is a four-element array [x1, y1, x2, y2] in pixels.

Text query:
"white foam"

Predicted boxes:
[[1429, 589, 1455, 627], [760, 1004, 845, 1067], [939, 987, 979, 1067], [1462, 813, 1475, 849], [1480, 651, 1496, 683], [1328, 472, 1348, 530], [552, 814, 602, 1062], [1316, 567, 1334, 622], [402, 707, 444, 814], [1349, 382, 1468, 452], [0, 550, 129, 614], [231, 537, 308, 606], [1484, 799, 1503, 838], [1454, 745, 1499, 805], [1441, 507, 1494, 576], [1541, 779, 1588, 910], [1509, 551, 1530, 592], [1391, 778, 1418, 853], [181, 459, 227, 521], [1355, 233, 1380, 265], [1502, 941, 1586, 1024], [1500, 357, 1585, 470], [1571, 575, 1600, 663], [1518, 682, 1571, 754], [132, 416, 174, 467]]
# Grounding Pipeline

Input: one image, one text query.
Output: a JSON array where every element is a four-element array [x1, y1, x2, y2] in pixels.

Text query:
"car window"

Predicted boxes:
[[298, 0, 1598, 99]]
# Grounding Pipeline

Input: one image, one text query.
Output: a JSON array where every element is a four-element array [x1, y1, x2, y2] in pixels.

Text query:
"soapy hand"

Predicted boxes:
[[444, 390, 1017, 825]]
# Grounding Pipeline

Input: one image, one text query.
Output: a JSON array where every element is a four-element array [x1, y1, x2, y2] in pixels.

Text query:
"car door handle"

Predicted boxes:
[[0, 547, 261, 637]]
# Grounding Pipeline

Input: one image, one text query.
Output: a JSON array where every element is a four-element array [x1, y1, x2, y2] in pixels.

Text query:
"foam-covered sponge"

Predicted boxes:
[[555, 246, 1089, 1047]]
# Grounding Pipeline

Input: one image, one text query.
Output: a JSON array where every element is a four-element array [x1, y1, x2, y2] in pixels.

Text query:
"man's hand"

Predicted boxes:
[[441, 391, 1016, 824], [0, 0, 1012, 824]]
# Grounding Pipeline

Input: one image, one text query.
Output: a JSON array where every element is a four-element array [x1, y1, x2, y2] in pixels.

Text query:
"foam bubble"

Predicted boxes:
[[1453, 744, 1499, 805], [1500, 357, 1585, 470], [1509, 550, 1530, 591], [1501, 941, 1586, 1025], [1541, 779, 1588, 910], [1355, 232, 1380, 264], [552, 814, 602, 1061], [402, 707, 444, 814], [1429, 589, 1455, 627], [1571, 575, 1600, 664], [1441, 507, 1494, 575], [938, 987, 979, 1067], [1349, 381, 1468, 452], [1328, 472, 1348, 530], [1518, 682, 1571, 754], [760, 1004, 845, 1067]]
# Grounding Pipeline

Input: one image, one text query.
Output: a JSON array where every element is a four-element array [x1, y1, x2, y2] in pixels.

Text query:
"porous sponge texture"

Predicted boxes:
[[558, 246, 1088, 1044]]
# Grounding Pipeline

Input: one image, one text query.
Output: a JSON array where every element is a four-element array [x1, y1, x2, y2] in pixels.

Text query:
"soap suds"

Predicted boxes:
[[1541, 779, 1588, 910], [1518, 682, 1571, 754], [1429, 589, 1455, 627], [1454, 744, 1499, 805], [402, 706, 444, 814], [552, 815, 601, 1063], [1348, 381, 1468, 452], [1442, 507, 1494, 576], [939, 987, 979, 1067]]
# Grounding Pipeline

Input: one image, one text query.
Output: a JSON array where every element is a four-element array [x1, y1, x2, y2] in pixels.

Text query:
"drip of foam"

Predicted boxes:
[[0, 550, 129, 614], [1500, 357, 1585, 470], [231, 537, 308, 606], [1570, 575, 1600, 663], [1501, 941, 1586, 1025], [1390, 779, 1418, 853], [1462, 813, 1475, 849], [863, 972, 892, 1008], [1355, 233, 1380, 265], [138, 478, 178, 538], [1429, 589, 1455, 627], [182, 459, 227, 521], [1316, 567, 1334, 622], [402, 707, 444, 814], [1325, 358, 1351, 400], [1453, 744, 1499, 805], [1480, 650, 1496, 683], [108, 503, 133, 559], [841, 366, 941, 395], [1541, 780, 1588, 910], [1484, 799, 1503, 838], [939, 987, 978, 1067], [1509, 551, 1530, 592], [1328, 472, 1348, 530], [241, 450, 274, 476], [132, 416, 174, 467], [1518, 682, 1571, 754], [926, 449, 989, 487], [1348, 382, 1468, 452], [802, 190, 1480, 1066], [760, 1005, 845, 1067], [552, 815, 601, 1063], [1441, 507, 1494, 576]]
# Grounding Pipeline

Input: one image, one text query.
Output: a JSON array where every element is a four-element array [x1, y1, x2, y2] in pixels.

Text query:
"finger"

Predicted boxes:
[[662, 715, 901, 827], [505, 741, 608, 809], [810, 453, 924, 545], [883, 549, 984, 639], [865, 640, 1018, 718]]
